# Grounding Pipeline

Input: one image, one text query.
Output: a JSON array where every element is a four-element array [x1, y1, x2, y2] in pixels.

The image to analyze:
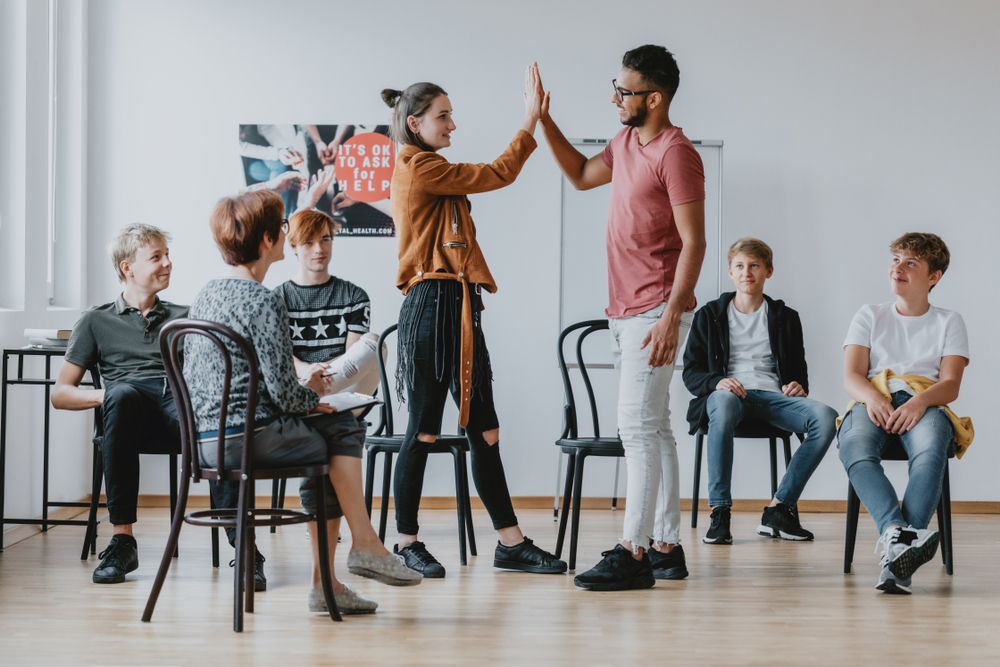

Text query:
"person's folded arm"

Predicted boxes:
[[51, 361, 103, 410], [254, 298, 320, 414]]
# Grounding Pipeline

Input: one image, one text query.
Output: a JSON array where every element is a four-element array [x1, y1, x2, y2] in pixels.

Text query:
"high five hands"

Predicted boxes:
[[521, 63, 549, 133]]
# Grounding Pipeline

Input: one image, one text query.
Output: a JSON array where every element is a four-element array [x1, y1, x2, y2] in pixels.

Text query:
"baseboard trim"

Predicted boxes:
[[131, 494, 1000, 514], [7, 494, 997, 546]]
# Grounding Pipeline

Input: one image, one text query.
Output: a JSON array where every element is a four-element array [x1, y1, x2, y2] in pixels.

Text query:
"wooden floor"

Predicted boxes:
[[1, 507, 998, 667]]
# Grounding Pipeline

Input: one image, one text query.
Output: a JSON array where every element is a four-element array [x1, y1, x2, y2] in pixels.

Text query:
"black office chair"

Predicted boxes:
[[362, 324, 477, 565], [844, 438, 955, 575], [690, 421, 802, 528], [142, 319, 341, 632], [552, 320, 623, 571], [80, 368, 221, 566]]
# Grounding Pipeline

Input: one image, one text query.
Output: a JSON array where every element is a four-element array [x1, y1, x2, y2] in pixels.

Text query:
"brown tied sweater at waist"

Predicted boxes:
[[390, 130, 537, 426]]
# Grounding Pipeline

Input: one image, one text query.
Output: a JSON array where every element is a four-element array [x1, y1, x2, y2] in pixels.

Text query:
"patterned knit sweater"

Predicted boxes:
[[184, 278, 319, 433]]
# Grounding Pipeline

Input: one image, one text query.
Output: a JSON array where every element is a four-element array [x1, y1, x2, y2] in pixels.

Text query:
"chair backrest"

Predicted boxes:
[[370, 324, 398, 437], [557, 319, 611, 440], [159, 318, 260, 483]]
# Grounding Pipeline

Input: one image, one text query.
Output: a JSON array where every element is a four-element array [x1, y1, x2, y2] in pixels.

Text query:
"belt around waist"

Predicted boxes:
[[197, 415, 279, 443]]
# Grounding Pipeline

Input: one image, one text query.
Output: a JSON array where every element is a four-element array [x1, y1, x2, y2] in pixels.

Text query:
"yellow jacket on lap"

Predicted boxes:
[[838, 369, 974, 459]]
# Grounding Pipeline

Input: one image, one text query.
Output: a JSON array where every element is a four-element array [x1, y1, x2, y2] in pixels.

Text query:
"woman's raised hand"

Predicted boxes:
[[521, 62, 545, 134]]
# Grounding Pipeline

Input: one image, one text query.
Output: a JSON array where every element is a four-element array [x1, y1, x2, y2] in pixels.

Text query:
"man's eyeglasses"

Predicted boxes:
[[612, 79, 655, 102]]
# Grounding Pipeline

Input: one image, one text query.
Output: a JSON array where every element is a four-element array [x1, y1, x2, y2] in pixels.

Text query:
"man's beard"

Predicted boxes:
[[620, 102, 648, 127]]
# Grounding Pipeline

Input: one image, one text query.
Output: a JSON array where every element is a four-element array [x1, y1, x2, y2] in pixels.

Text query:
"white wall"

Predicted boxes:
[[4, 0, 998, 530]]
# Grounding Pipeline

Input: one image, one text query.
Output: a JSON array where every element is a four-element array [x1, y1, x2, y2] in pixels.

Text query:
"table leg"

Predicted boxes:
[[42, 356, 51, 531], [1, 352, 9, 552]]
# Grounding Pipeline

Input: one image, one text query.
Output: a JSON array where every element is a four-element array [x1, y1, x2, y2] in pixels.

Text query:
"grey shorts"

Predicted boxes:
[[199, 412, 365, 518]]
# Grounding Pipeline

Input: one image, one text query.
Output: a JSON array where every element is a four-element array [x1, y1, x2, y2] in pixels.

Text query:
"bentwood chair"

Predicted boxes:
[[553, 320, 624, 571], [363, 324, 477, 565], [844, 438, 955, 575], [690, 421, 802, 527], [142, 319, 341, 632]]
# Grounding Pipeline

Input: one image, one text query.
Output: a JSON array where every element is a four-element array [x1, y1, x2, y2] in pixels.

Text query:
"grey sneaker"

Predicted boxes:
[[308, 583, 378, 614], [876, 525, 939, 580], [347, 548, 423, 586], [876, 561, 912, 595]]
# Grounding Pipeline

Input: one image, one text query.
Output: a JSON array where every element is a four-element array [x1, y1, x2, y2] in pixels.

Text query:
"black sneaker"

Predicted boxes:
[[573, 545, 655, 591], [229, 549, 267, 592], [93, 534, 139, 584], [494, 537, 567, 574], [647, 542, 689, 580], [757, 504, 814, 541], [703, 506, 733, 544], [394, 541, 446, 578]]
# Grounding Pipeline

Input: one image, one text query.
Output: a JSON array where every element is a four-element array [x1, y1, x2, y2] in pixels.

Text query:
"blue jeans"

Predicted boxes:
[[706, 389, 837, 508], [838, 391, 953, 534]]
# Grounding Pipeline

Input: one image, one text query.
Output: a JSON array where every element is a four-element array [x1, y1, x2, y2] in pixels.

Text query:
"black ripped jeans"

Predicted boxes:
[[393, 280, 518, 535]]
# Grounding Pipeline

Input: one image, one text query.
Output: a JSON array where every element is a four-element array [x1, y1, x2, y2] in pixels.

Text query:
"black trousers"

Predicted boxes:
[[393, 280, 517, 535], [100, 379, 180, 525]]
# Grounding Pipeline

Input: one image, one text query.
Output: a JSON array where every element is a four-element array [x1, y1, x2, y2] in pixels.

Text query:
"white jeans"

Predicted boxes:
[[610, 303, 693, 550]]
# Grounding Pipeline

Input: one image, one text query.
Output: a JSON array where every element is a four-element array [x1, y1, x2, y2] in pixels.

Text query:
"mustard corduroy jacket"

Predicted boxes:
[[390, 130, 537, 425]]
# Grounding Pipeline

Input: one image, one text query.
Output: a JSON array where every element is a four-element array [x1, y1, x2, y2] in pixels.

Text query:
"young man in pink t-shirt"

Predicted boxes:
[[539, 45, 707, 591]]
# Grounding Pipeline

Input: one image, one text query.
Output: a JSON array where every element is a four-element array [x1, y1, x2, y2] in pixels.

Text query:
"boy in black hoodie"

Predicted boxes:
[[683, 238, 837, 544]]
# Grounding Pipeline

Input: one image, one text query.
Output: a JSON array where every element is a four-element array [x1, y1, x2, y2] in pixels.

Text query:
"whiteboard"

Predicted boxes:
[[559, 138, 723, 365]]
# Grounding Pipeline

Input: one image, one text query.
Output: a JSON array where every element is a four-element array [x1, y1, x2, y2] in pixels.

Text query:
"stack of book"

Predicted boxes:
[[24, 329, 72, 349]]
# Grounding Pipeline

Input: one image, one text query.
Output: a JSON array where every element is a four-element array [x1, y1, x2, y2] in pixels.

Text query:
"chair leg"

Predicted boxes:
[[278, 479, 286, 509], [314, 476, 342, 622], [169, 455, 179, 559], [553, 451, 563, 521], [81, 442, 103, 560], [245, 493, 256, 614], [691, 433, 703, 528], [269, 479, 280, 534], [210, 492, 220, 569], [462, 454, 477, 557], [232, 478, 249, 632], [782, 435, 792, 469], [364, 447, 378, 517], [769, 438, 778, 500], [554, 453, 575, 559], [452, 447, 468, 566], [569, 453, 586, 572], [941, 461, 954, 575], [612, 459, 621, 511], [141, 472, 192, 624], [378, 451, 393, 544], [844, 482, 861, 574]]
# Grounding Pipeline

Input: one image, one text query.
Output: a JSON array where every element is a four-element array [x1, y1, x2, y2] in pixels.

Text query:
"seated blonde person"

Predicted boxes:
[[273, 209, 381, 400], [184, 190, 421, 615]]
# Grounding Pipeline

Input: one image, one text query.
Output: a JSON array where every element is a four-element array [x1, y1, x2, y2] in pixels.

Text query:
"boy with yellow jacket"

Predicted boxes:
[[839, 233, 971, 594]]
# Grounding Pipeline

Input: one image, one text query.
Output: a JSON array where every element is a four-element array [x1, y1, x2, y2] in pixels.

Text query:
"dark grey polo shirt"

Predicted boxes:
[[64, 294, 189, 383]]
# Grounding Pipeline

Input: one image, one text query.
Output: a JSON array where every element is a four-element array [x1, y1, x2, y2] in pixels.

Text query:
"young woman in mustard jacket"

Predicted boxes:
[[380, 65, 565, 578]]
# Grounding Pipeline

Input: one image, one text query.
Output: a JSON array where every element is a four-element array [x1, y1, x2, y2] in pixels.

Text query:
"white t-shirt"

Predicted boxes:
[[843, 302, 969, 394], [727, 300, 782, 393]]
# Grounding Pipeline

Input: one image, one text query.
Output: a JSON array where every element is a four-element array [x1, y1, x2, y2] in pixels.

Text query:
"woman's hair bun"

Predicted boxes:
[[381, 88, 403, 108]]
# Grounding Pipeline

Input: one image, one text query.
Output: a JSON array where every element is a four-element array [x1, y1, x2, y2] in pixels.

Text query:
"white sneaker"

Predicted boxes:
[[875, 525, 939, 581], [876, 560, 912, 594]]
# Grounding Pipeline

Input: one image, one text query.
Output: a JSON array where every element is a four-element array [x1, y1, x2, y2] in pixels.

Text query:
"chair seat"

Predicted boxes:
[[697, 418, 793, 440], [557, 437, 624, 455], [366, 434, 470, 454], [880, 438, 957, 461]]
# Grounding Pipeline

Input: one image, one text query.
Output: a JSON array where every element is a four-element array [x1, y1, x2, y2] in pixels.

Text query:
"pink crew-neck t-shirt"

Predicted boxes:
[[601, 125, 705, 319]]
